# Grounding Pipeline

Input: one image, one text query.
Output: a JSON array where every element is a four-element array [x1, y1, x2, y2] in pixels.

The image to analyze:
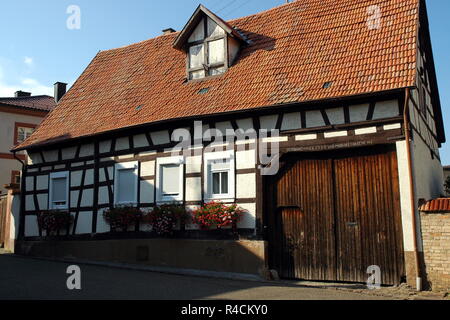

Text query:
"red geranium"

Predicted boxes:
[[192, 202, 244, 230]]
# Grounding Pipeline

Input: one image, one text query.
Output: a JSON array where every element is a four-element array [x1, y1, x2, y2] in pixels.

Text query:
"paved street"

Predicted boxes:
[[0, 254, 390, 300]]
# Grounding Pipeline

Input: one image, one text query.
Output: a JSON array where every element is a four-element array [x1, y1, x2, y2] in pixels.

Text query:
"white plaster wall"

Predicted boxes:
[[25, 176, 34, 192], [151, 130, 170, 145], [236, 173, 256, 199], [75, 212, 92, 234], [215, 121, 233, 135], [27, 153, 43, 165], [411, 131, 444, 200], [349, 103, 369, 122], [305, 110, 325, 128], [236, 118, 254, 131], [326, 107, 345, 125], [373, 100, 399, 120], [61, 147, 77, 160], [259, 115, 278, 130], [281, 112, 301, 131], [25, 195, 34, 211], [70, 171, 82, 187], [99, 166, 113, 183], [98, 186, 110, 205], [140, 179, 155, 203], [186, 156, 202, 174], [84, 169, 94, 186], [96, 209, 110, 233], [236, 203, 256, 229], [185, 177, 202, 201], [37, 194, 48, 211], [25, 215, 39, 237], [79, 143, 94, 157], [80, 189, 94, 207], [236, 149, 256, 170], [42, 150, 58, 162], [99, 140, 112, 154], [396, 140, 429, 253], [70, 190, 79, 208], [133, 134, 149, 148], [115, 137, 129, 151], [141, 161, 155, 177]]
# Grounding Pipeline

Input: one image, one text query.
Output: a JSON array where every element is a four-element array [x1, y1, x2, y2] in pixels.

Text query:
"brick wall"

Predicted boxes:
[[420, 212, 450, 292]]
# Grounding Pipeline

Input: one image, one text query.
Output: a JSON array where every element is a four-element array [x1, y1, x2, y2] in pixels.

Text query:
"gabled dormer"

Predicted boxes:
[[173, 5, 246, 80]]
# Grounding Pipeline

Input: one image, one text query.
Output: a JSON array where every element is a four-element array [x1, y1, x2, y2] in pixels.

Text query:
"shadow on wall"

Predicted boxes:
[[15, 238, 269, 280]]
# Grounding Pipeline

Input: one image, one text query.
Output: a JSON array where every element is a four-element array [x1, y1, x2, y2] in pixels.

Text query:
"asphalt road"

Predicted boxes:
[[0, 254, 385, 300]]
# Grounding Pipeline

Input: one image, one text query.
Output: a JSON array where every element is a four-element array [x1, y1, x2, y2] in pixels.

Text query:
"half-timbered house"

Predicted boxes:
[[11, 0, 445, 288]]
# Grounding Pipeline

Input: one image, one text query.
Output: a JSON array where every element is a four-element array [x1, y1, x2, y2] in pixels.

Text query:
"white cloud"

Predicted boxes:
[[24, 56, 33, 66], [0, 60, 53, 97]]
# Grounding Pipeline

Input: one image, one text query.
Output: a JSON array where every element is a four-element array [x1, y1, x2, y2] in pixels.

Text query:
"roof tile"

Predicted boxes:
[[16, 0, 419, 150]]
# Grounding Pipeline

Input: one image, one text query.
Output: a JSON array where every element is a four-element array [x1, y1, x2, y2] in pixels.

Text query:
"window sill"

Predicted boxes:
[[204, 197, 235, 204]]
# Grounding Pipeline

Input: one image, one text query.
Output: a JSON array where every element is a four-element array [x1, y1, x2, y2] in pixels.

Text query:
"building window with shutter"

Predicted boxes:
[[114, 162, 139, 205], [204, 150, 235, 202], [49, 172, 69, 210], [156, 156, 184, 203]]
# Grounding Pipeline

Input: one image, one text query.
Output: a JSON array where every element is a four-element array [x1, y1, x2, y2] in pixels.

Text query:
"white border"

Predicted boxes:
[[156, 156, 185, 203], [204, 150, 235, 202], [49, 171, 70, 210], [114, 161, 139, 206]]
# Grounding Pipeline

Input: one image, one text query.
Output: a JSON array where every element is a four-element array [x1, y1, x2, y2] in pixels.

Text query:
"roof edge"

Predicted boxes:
[[173, 4, 246, 50], [12, 87, 408, 152]]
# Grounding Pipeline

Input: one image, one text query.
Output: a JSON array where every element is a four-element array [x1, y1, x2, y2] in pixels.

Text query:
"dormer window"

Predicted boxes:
[[173, 5, 246, 81], [188, 18, 226, 79]]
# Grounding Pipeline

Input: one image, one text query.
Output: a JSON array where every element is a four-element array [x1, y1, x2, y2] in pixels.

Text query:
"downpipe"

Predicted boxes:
[[403, 88, 422, 292]]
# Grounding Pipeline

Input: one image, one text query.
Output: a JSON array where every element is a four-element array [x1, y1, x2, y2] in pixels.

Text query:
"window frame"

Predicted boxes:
[[49, 171, 70, 210], [11, 170, 21, 185], [204, 151, 235, 202], [186, 18, 228, 80], [14, 122, 36, 145], [114, 161, 139, 206], [156, 156, 185, 204]]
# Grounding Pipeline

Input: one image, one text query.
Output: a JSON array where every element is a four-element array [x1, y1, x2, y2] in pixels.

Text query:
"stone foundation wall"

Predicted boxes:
[[420, 212, 450, 292], [16, 238, 268, 277]]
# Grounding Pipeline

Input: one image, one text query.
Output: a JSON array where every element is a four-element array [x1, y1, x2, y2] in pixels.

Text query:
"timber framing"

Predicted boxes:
[[18, 90, 422, 242]]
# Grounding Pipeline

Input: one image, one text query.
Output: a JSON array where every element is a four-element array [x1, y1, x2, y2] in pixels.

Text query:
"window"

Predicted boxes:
[[114, 162, 138, 205], [204, 151, 235, 201], [49, 172, 69, 210], [14, 123, 36, 145], [187, 17, 226, 80], [11, 170, 21, 185], [156, 156, 184, 203]]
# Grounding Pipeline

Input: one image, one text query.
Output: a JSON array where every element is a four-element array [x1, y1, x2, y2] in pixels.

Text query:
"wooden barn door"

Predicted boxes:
[[270, 148, 405, 285], [333, 150, 404, 284], [272, 158, 337, 281]]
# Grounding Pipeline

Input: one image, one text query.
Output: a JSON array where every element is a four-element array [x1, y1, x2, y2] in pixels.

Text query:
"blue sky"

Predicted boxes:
[[0, 0, 449, 163]]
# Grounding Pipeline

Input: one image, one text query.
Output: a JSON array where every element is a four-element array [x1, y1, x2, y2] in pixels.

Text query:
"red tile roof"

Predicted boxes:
[[0, 95, 55, 112], [14, 0, 419, 150], [420, 199, 450, 213]]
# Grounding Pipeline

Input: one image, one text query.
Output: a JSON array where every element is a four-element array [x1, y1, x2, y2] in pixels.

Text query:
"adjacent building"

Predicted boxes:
[[11, 0, 446, 289], [0, 91, 56, 194]]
